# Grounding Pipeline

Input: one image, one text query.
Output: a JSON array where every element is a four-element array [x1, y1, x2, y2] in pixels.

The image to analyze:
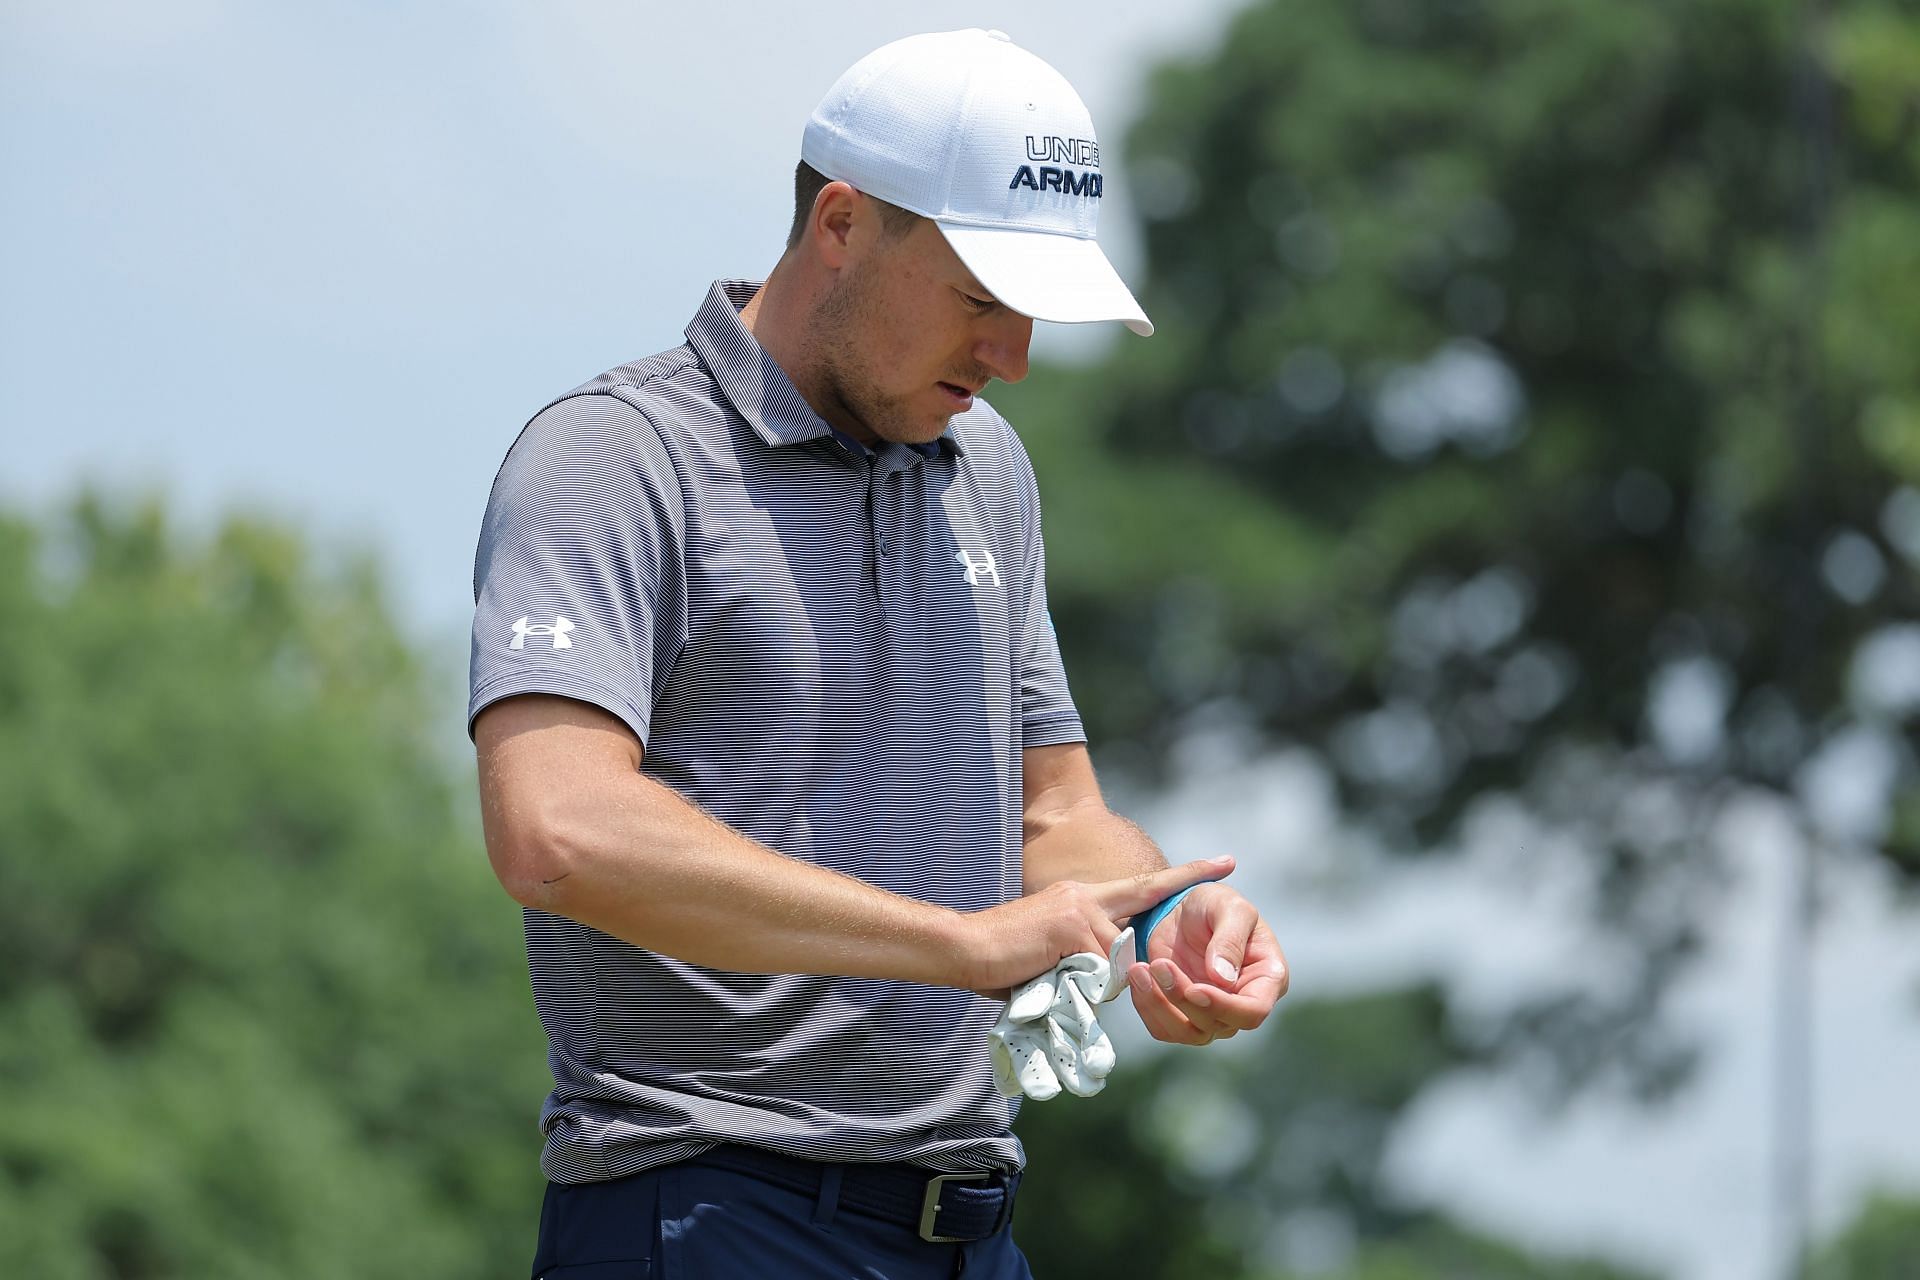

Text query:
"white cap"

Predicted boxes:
[[802, 28, 1153, 337]]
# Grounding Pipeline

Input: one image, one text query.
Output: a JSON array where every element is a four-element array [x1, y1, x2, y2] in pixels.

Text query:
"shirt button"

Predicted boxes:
[[878, 541, 892, 558]]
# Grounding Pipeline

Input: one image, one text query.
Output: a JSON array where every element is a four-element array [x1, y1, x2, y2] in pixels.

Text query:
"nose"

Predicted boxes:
[[975, 310, 1033, 385]]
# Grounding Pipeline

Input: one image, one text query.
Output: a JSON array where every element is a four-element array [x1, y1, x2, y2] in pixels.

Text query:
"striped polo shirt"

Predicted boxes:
[[468, 279, 1086, 1182]]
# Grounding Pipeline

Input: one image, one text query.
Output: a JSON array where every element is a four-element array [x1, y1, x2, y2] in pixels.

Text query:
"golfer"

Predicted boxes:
[[469, 29, 1287, 1279]]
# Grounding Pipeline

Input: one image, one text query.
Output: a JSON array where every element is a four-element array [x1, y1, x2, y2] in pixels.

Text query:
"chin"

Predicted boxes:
[[847, 392, 956, 447], [873, 416, 954, 447], [911, 419, 957, 445]]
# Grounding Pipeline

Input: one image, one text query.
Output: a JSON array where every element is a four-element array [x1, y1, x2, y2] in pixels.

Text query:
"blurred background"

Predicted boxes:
[[5, 1, 1919, 1276]]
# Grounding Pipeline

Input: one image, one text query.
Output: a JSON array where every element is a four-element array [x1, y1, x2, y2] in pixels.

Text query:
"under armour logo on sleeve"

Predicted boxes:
[[511, 615, 575, 650], [956, 549, 1001, 588]]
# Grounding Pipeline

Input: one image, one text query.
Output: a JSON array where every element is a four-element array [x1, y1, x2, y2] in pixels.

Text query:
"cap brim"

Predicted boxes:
[[937, 223, 1153, 337]]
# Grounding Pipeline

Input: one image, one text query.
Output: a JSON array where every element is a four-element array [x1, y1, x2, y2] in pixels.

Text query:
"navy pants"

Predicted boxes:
[[530, 1157, 1036, 1279]]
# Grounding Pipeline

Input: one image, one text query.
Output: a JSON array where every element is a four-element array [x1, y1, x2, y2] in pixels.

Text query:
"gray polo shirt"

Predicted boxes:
[[468, 279, 1085, 1181]]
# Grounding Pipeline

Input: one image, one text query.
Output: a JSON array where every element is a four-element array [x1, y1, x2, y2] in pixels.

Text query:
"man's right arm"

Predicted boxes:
[[473, 693, 1231, 995]]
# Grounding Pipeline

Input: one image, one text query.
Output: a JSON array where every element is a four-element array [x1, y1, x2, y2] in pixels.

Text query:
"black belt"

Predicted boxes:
[[686, 1143, 1019, 1244]]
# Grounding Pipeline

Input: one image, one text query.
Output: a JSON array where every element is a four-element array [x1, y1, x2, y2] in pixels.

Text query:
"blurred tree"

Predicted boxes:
[[1017, 987, 1653, 1278], [0, 490, 1660, 1278], [997, 0, 1920, 1099], [1809, 1190, 1920, 1277], [0, 491, 548, 1278]]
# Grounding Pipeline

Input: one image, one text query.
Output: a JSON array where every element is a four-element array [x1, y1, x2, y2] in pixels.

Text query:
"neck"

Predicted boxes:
[[739, 259, 859, 438], [740, 260, 811, 389]]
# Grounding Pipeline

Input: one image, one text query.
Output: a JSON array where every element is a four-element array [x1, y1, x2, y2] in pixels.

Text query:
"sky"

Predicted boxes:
[[6, 4, 1919, 1277], [0, 0, 1217, 666]]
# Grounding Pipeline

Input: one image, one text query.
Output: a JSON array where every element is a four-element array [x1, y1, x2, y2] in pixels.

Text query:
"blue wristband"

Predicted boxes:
[[1131, 886, 1198, 964]]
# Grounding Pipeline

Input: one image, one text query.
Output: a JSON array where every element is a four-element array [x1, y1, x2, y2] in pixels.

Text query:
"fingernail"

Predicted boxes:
[[1130, 969, 1152, 994], [1189, 988, 1212, 1009], [1211, 957, 1239, 984], [1211, 855, 1233, 864], [1153, 966, 1175, 991]]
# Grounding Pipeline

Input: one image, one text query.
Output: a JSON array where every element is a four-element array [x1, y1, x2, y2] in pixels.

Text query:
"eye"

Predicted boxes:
[[960, 291, 996, 311]]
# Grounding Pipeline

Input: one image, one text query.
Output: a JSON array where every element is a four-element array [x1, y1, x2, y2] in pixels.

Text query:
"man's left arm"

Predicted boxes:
[[1022, 742, 1290, 1044]]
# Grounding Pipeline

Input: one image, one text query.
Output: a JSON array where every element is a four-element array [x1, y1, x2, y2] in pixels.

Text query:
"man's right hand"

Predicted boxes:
[[957, 855, 1235, 998]]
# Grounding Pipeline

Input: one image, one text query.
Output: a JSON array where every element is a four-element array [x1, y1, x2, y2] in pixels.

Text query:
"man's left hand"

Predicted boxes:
[[1126, 882, 1288, 1045]]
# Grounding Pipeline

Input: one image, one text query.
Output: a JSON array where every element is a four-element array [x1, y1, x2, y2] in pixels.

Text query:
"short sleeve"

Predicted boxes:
[[467, 394, 688, 747], [1015, 455, 1086, 748]]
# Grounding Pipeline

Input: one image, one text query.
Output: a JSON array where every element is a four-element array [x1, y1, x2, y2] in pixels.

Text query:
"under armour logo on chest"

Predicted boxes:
[[956, 549, 1001, 588], [511, 615, 574, 650]]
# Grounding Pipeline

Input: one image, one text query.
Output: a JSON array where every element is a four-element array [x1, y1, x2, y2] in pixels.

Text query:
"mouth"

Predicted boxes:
[[937, 381, 978, 410]]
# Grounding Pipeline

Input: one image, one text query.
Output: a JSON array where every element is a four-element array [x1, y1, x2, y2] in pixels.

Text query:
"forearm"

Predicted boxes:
[[484, 765, 967, 986], [1022, 804, 1169, 895]]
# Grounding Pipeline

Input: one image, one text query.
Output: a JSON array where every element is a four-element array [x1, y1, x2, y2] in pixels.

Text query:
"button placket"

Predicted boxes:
[[874, 450, 909, 566], [863, 456, 881, 587]]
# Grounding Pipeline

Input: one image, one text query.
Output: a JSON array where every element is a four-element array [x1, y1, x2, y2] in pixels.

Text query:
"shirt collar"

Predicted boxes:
[[684, 279, 963, 460]]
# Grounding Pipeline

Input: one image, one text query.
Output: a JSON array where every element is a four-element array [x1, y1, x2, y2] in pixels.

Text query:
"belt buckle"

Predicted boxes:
[[918, 1171, 991, 1243]]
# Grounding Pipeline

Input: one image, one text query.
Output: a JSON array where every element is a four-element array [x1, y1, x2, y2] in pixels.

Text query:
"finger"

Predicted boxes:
[[1128, 964, 1205, 1043], [1162, 910, 1288, 1002], [1127, 962, 1215, 1046], [1180, 981, 1276, 1032], [1264, 929, 1291, 1001], [1137, 975, 1225, 1043], [1148, 957, 1240, 1038], [1150, 958, 1247, 1039], [1098, 855, 1235, 919], [1181, 892, 1260, 989], [1216, 919, 1290, 1007], [1143, 882, 1239, 970], [1173, 950, 1289, 1032]]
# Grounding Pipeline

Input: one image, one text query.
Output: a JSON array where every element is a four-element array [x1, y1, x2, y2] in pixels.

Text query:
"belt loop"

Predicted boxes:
[[811, 1163, 843, 1230]]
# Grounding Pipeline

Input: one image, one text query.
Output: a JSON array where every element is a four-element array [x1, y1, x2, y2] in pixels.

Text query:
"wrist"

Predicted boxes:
[[916, 904, 977, 990], [1129, 886, 1196, 964]]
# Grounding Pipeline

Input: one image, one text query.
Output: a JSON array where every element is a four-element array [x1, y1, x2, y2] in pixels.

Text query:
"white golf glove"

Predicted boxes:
[[988, 928, 1134, 1101]]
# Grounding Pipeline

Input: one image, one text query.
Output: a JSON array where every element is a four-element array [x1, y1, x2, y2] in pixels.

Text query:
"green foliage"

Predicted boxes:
[[0, 488, 1659, 1277], [0, 491, 549, 1278], [1810, 1191, 1920, 1278], [998, 0, 1920, 1096], [24, 1, 1920, 1272], [1016, 988, 1653, 1278], [1304, 1220, 1655, 1280], [1014, 1049, 1244, 1279]]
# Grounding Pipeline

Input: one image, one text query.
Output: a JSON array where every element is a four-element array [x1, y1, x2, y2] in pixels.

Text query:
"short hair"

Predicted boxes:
[[786, 161, 921, 252]]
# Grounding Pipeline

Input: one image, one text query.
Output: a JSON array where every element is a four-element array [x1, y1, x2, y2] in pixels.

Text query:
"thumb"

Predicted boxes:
[[1206, 933, 1246, 987], [1191, 895, 1255, 987]]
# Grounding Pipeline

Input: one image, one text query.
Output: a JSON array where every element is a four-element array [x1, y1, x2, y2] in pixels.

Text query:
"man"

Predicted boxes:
[[469, 28, 1287, 1279]]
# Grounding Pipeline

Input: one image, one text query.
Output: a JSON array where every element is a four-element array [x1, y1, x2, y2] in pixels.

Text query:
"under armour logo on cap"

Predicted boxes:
[[800, 29, 1152, 336], [510, 615, 575, 650]]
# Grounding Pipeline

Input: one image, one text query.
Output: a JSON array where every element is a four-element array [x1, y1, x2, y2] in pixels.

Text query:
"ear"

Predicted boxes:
[[810, 181, 860, 270]]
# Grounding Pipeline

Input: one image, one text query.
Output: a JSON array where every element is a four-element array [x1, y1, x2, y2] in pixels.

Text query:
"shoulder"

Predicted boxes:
[[503, 344, 723, 473], [529, 346, 706, 439], [952, 397, 1044, 521], [483, 352, 708, 529], [554, 343, 705, 403], [950, 398, 1038, 486]]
